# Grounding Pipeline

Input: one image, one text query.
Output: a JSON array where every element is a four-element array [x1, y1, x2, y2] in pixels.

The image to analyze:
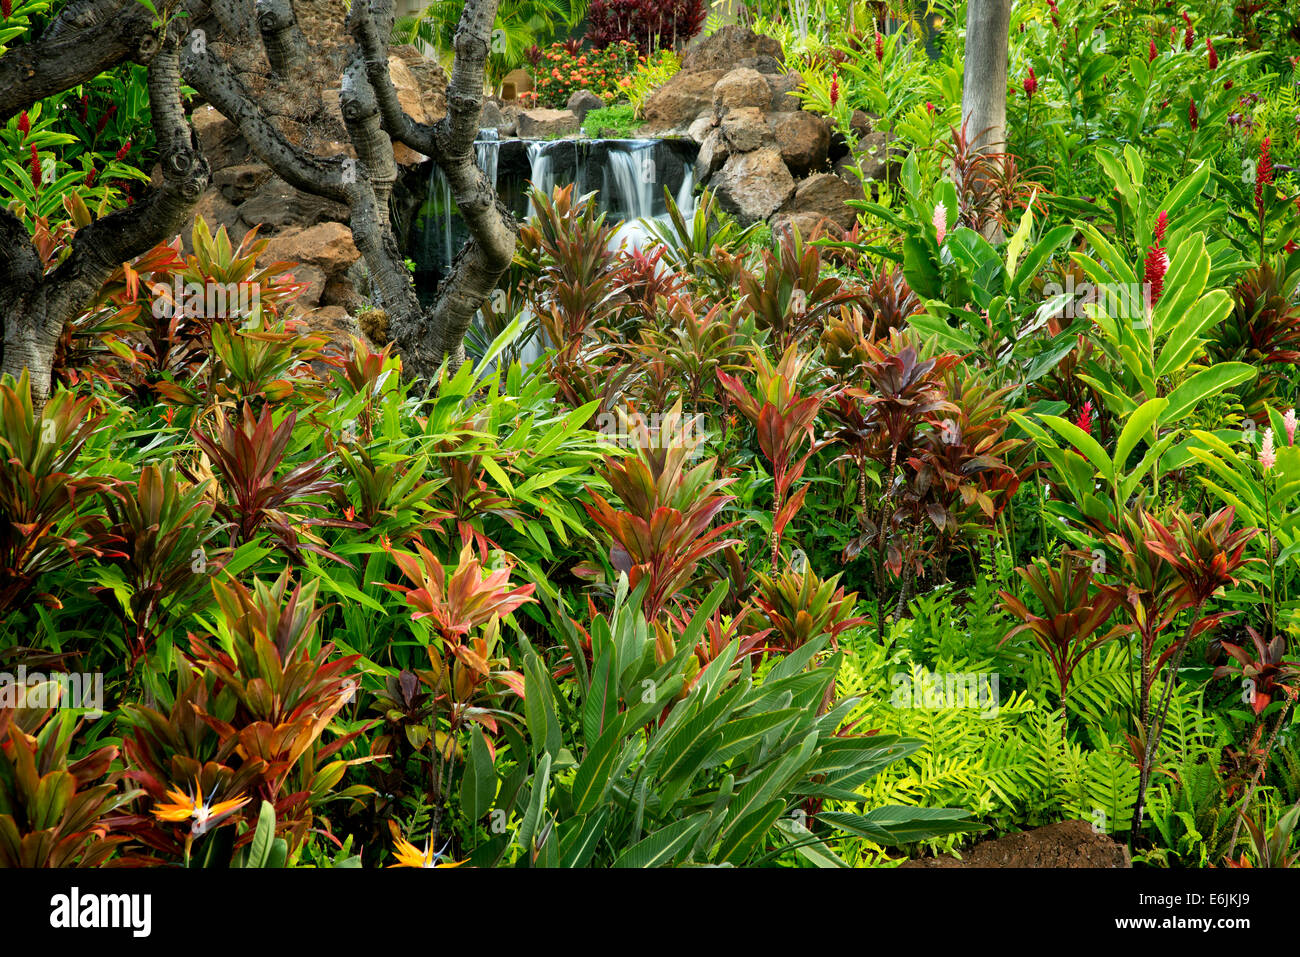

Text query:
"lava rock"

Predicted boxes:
[[694, 128, 730, 181], [517, 108, 580, 139], [712, 148, 795, 224], [681, 25, 784, 73], [566, 89, 606, 123], [713, 68, 772, 112], [786, 172, 859, 229], [771, 111, 830, 176], [721, 107, 771, 152], [639, 69, 727, 133]]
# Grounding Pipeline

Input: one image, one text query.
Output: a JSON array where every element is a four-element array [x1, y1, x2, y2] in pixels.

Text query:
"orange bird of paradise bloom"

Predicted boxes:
[[153, 779, 252, 837], [387, 822, 465, 868]]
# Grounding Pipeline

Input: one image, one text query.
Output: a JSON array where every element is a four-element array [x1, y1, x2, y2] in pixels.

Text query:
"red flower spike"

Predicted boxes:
[[1256, 136, 1273, 214]]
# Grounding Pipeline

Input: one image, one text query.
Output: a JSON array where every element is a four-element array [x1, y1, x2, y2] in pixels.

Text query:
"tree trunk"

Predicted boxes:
[[0, 23, 208, 407], [961, 0, 1010, 239]]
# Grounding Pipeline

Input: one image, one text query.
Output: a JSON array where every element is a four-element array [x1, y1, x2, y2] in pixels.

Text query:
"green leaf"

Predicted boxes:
[[612, 812, 710, 868], [571, 719, 626, 814], [246, 801, 276, 869], [462, 728, 497, 821], [1160, 363, 1256, 425], [1114, 398, 1168, 469], [716, 799, 786, 864], [1039, 414, 1114, 481]]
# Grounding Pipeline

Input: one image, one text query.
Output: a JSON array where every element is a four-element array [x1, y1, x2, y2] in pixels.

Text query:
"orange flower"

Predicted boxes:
[[152, 778, 251, 837], [387, 822, 465, 868]]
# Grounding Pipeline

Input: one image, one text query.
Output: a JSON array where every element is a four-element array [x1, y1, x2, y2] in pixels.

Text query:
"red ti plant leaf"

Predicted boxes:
[[999, 553, 1129, 738], [381, 540, 537, 645], [717, 346, 827, 570], [583, 403, 741, 621]]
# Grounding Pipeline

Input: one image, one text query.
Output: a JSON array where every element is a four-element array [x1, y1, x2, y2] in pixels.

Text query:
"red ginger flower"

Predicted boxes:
[[1075, 400, 1094, 435], [1188, 97, 1198, 130], [874, 31, 883, 63], [1182, 12, 1193, 50], [1144, 211, 1170, 310], [115, 140, 131, 160], [829, 71, 840, 107], [29, 144, 40, 190], [1207, 37, 1218, 69], [1149, 39, 1157, 62], [1, 0, 10, 18], [1023, 67, 1038, 99], [17, 110, 28, 136], [1256, 136, 1273, 213]]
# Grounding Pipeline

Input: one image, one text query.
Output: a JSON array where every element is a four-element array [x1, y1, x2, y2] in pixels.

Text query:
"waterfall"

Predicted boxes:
[[417, 130, 502, 292], [524, 138, 696, 255], [413, 135, 698, 368]]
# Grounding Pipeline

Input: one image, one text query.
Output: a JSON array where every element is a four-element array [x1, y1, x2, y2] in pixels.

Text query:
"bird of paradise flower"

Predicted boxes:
[[387, 821, 464, 868], [153, 778, 251, 864]]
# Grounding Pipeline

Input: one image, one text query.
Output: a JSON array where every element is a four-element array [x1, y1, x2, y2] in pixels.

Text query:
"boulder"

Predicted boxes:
[[238, 178, 349, 230], [768, 71, 804, 112], [771, 111, 830, 176], [850, 109, 874, 140], [713, 68, 771, 112], [262, 221, 360, 276], [389, 53, 438, 164], [186, 189, 247, 252], [687, 112, 716, 144], [712, 148, 795, 224], [479, 99, 506, 131], [566, 89, 605, 123], [290, 263, 329, 308], [299, 305, 360, 358], [639, 69, 726, 132], [391, 44, 448, 123], [213, 163, 272, 204], [787, 172, 859, 229], [681, 25, 784, 73], [771, 210, 838, 240], [721, 107, 770, 153], [192, 105, 248, 170], [836, 129, 891, 183], [694, 128, 730, 181], [517, 107, 580, 138], [499, 104, 521, 137]]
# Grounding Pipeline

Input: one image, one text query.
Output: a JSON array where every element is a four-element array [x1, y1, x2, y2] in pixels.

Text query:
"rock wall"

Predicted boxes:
[[186, 0, 448, 350], [638, 26, 893, 235]]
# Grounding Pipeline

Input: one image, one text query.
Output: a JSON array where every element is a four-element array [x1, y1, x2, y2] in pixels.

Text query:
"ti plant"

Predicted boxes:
[[382, 541, 536, 849], [582, 403, 741, 622], [718, 346, 826, 572], [999, 553, 1128, 740], [0, 370, 118, 613], [0, 685, 137, 867]]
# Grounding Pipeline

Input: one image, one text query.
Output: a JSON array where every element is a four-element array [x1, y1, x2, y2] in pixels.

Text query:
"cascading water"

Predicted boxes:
[[407, 134, 697, 365]]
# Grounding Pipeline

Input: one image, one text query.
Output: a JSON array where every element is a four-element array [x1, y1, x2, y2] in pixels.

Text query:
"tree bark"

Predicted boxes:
[[961, 0, 1011, 155], [961, 0, 1010, 239], [0, 27, 209, 406]]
